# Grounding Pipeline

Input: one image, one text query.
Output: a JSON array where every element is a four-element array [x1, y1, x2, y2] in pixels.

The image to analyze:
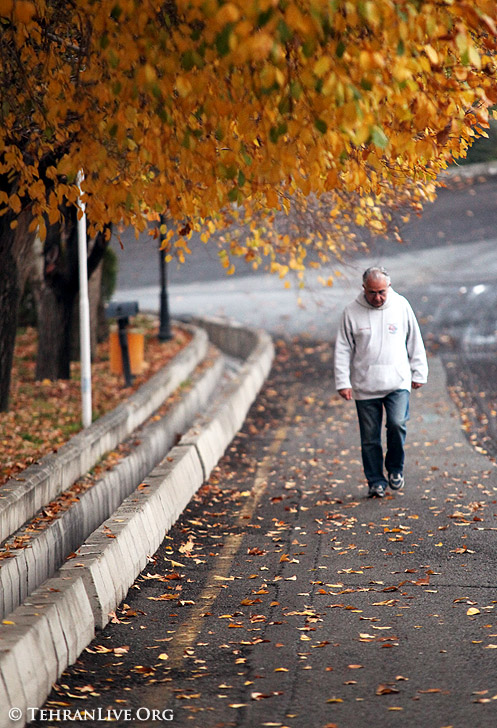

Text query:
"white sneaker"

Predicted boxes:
[[389, 473, 404, 491]]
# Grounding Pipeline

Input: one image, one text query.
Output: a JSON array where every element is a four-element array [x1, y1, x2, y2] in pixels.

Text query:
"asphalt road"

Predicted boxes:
[[32, 340, 497, 728]]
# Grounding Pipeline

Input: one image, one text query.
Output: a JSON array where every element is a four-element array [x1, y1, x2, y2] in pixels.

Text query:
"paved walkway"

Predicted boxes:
[[31, 340, 497, 728]]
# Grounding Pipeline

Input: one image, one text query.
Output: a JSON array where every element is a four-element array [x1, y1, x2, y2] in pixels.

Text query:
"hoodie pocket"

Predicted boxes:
[[357, 364, 404, 394]]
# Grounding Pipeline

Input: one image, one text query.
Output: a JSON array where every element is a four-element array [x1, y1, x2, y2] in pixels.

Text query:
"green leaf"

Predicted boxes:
[[109, 51, 119, 69], [241, 150, 253, 166], [290, 80, 303, 100], [258, 9, 273, 26], [110, 3, 122, 20], [277, 19, 292, 43], [181, 51, 196, 71], [182, 131, 193, 149], [370, 125, 389, 149], [269, 123, 288, 143], [157, 107, 168, 123], [314, 118, 328, 134], [216, 25, 233, 57], [278, 96, 291, 115], [302, 40, 316, 58]]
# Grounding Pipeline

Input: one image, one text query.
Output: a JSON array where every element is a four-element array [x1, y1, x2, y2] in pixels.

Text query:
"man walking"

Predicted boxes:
[[334, 266, 428, 498]]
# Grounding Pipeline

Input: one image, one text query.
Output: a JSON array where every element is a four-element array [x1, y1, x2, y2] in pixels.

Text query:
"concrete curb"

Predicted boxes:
[[0, 317, 274, 728], [0, 324, 208, 545], [0, 575, 94, 721], [0, 349, 225, 620]]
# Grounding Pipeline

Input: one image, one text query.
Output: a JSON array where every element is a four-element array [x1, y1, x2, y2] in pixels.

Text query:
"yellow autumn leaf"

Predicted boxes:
[[14, 0, 35, 23], [424, 45, 439, 66], [314, 56, 331, 78], [0, 0, 13, 15], [175, 76, 192, 97], [216, 3, 240, 25]]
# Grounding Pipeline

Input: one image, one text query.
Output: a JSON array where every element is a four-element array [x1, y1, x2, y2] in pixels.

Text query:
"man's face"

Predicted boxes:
[[363, 275, 390, 308]]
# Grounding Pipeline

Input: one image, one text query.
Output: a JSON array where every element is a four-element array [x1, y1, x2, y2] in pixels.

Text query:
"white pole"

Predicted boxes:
[[77, 170, 92, 428]]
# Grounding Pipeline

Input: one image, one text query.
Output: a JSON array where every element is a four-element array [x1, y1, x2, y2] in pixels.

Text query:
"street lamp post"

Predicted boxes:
[[158, 213, 173, 341]]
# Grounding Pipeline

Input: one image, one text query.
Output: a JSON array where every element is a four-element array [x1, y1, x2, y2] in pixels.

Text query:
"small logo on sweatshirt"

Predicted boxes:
[[388, 323, 398, 334]]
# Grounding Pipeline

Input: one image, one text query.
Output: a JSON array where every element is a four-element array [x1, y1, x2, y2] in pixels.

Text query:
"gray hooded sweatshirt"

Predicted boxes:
[[334, 288, 428, 400]]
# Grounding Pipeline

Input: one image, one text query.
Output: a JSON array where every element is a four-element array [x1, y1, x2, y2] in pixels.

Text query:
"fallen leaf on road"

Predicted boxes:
[[251, 691, 283, 700], [176, 693, 200, 700], [376, 684, 400, 695], [164, 558, 185, 567], [113, 646, 130, 656]]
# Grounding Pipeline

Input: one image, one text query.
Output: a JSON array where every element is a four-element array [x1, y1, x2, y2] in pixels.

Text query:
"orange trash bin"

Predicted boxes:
[[109, 328, 146, 375]]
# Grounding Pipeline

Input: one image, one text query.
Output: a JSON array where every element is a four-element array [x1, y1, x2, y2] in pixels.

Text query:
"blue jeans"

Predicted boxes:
[[355, 390, 410, 487]]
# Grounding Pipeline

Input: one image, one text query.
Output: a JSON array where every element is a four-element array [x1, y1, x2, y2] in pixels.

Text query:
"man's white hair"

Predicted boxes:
[[362, 266, 391, 285]]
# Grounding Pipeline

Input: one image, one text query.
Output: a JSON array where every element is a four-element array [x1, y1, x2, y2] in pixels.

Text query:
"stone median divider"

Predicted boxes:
[[0, 324, 208, 545], [0, 342, 225, 620], [0, 317, 274, 728]]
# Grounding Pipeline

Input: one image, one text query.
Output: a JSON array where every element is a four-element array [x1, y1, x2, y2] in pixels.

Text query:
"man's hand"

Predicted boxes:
[[338, 388, 353, 401], [412, 381, 424, 390]]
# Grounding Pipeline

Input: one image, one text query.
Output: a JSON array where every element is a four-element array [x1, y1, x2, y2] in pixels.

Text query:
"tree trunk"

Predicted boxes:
[[34, 205, 110, 381], [35, 283, 77, 380], [0, 219, 20, 412], [14, 210, 37, 295]]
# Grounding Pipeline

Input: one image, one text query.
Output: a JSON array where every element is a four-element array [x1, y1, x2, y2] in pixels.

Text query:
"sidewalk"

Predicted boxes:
[[27, 339, 497, 728]]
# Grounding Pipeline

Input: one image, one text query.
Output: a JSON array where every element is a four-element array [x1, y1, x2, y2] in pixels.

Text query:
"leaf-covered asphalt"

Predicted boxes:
[[32, 339, 497, 728]]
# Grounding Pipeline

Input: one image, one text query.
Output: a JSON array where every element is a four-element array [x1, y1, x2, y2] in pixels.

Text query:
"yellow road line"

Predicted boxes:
[[164, 395, 296, 668]]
